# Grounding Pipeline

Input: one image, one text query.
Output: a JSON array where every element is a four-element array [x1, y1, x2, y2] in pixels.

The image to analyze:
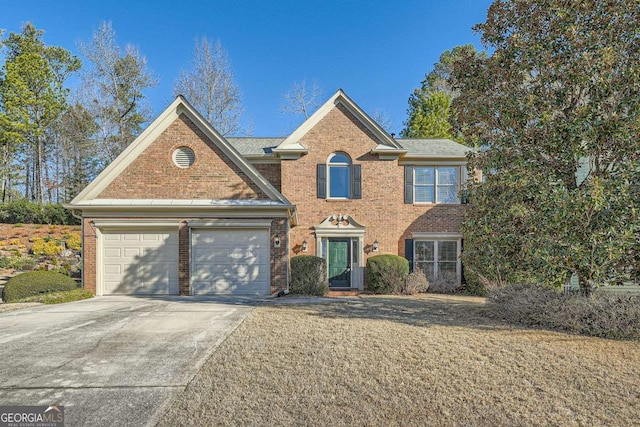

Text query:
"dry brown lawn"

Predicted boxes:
[[158, 295, 640, 427]]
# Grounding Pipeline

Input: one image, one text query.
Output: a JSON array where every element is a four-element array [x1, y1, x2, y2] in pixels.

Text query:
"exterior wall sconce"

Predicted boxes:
[[372, 240, 379, 252], [274, 234, 281, 248], [301, 239, 308, 252]]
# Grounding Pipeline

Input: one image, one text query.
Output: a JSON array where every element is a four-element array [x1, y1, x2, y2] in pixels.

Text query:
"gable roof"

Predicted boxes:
[[273, 89, 406, 156], [67, 96, 292, 208]]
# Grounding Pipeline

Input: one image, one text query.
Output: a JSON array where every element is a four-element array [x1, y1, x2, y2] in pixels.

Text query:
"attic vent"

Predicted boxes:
[[173, 146, 195, 168]]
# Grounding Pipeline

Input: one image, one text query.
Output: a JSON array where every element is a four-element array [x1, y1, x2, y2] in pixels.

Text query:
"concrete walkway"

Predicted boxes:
[[0, 295, 258, 426]]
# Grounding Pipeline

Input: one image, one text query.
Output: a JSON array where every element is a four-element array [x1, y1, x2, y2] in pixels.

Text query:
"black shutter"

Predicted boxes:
[[317, 164, 326, 199], [352, 164, 362, 199], [405, 239, 414, 272], [404, 166, 413, 204]]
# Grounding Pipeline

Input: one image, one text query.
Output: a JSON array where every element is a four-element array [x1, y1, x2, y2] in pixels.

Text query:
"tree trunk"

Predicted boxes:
[[24, 146, 31, 201], [578, 273, 592, 297], [36, 137, 44, 203]]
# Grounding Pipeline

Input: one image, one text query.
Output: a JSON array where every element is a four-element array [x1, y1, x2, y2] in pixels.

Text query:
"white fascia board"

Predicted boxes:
[[92, 219, 182, 229], [275, 89, 403, 152], [77, 211, 291, 219], [371, 144, 408, 160], [189, 219, 272, 228]]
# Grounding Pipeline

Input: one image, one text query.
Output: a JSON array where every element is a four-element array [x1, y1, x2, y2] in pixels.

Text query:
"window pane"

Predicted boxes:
[[438, 262, 457, 283], [438, 241, 457, 262], [415, 241, 434, 262], [416, 261, 435, 282], [329, 166, 350, 198], [437, 167, 458, 185], [415, 167, 435, 185], [329, 153, 350, 164], [415, 186, 434, 203], [436, 185, 459, 203], [352, 240, 358, 265]]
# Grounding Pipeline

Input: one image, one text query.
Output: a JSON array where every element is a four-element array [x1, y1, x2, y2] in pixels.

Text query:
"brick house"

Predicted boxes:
[[66, 89, 472, 296]]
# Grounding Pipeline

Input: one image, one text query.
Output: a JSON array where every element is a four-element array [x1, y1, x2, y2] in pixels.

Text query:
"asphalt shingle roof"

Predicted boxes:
[[227, 137, 473, 159], [227, 137, 284, 157], [397, 139, 474, 158]]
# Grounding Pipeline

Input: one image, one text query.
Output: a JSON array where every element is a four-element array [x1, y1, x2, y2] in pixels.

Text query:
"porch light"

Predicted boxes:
[[274, 234, 281, 248], [302, 239, 308, 252], [372, 240, 379, 252]]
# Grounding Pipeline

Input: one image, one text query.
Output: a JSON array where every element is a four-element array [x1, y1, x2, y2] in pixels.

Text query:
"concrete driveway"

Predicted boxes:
[[0, 295, 258, 426]]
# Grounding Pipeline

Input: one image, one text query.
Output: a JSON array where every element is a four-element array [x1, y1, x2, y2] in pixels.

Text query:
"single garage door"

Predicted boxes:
[[191, 228, 270, 295], [102, 230, 179, 295]]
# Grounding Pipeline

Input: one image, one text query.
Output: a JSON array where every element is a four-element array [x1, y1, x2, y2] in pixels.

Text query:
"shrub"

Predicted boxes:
[[65, 233, 82, 251], [0, 199, 79, 225], [429, 271, 463, 294], [486, 283, 640, 340], [42, 288, 93, 304], [463, 270, 488, 296], [290, 255, 329, 296], [366, 255, 409, 294], [31, 238, 63, 256], [3, 271, 77, 302], [0, 255, 36, 270], [399, 270, 429, 295]]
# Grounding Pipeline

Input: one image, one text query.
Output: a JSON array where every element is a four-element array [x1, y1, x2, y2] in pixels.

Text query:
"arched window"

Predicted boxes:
[[316, 152, 361, 200], [328, 152, 351, 198]]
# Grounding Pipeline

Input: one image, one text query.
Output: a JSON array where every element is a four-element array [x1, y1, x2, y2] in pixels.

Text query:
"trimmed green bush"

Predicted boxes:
[[366, 254, 409, 294], [3, 271, 78, 302], [290, 255, 329, 296], [486, 283, 640, 340]]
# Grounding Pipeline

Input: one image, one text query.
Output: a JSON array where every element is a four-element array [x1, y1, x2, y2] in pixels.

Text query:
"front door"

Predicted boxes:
[[328, 239, 351, 288]]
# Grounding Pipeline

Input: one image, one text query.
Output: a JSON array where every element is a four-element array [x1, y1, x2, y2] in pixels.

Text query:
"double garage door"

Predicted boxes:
[[101, 228, 270, 296]]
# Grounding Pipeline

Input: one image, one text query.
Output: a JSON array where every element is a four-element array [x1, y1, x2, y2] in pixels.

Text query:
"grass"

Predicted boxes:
[[9, 288, 93, 304], [158, 295, 640, 426]]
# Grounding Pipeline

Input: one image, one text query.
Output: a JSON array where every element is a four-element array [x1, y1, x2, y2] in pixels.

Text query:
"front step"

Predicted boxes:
[[327, 290, 360, 297]]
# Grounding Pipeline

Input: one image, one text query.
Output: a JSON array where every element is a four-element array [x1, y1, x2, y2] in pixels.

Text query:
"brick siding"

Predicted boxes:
[[280, 103, 465, 263], [254, 163, 282, 192], [99, 114, 267, 200]]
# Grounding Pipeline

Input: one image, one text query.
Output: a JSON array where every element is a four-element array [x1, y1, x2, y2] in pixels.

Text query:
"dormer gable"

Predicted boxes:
[[273, 89, 407, 160]]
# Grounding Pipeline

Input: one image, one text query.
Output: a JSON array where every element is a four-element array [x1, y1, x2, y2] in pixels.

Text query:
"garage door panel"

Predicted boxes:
[[104, 264, 122, 275], [102, 230, 178, 295], [104, 247, 122, 258], [191, 228, 270, 295]]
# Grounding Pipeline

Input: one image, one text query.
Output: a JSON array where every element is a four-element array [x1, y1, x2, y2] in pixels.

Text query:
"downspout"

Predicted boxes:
[[69, 209, 84, 291], [285, 213, 291, 294]]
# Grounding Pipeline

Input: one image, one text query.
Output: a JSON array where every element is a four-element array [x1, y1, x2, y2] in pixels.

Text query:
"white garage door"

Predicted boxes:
[[102, 230, 179, 295], [191, 228, 270, 295]]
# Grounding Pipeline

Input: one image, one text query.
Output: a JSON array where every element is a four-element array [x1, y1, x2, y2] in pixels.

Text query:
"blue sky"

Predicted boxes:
[[2, 0, 493, 136]]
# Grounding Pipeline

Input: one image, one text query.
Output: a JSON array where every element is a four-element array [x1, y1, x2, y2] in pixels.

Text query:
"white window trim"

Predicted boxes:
[[327, 152, 351, 200], [413, 166, 462, 205], [413, 238, 462, 284]]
